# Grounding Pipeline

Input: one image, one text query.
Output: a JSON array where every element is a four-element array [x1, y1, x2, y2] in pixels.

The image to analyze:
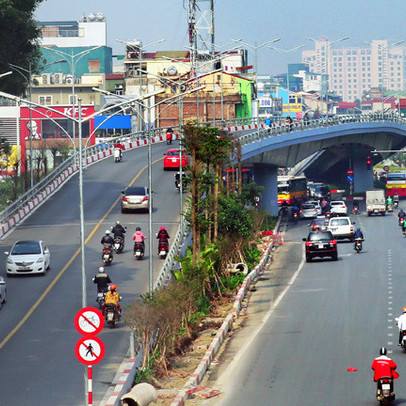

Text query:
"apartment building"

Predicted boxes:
[[302, 39, 405, 102]]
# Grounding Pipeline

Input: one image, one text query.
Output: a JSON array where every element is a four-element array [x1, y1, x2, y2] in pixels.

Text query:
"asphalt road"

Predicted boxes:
[[200, 203, 406, 406], [0, 142, 182, 405]]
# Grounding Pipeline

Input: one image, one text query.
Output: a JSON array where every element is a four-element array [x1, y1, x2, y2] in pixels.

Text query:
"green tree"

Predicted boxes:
[[0, 0, 43, 95]]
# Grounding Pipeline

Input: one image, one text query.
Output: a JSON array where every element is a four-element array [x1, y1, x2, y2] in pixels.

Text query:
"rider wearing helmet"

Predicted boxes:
[[354, 227, 364, 240], [133, 227, 146, 247], [101, 230, 114, 247], [104, 283, 121, 313], [156, 226, 170, 243], [92, 267, 112, 292], [371, 347, 399, 395], [397, 307, 406, 345], [111, 220, 126, 238]]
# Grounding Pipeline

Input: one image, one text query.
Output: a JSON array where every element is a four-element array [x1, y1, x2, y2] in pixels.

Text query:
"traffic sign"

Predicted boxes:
[[75, 336, 105, 366], [347, 169, 354, 176], [347, 175, 354, 183], [384, 165, 390, 172], [75, 307, 104, 336]]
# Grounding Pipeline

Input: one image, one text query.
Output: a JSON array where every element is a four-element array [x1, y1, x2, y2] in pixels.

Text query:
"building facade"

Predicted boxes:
[[302, 39, 405, 102]]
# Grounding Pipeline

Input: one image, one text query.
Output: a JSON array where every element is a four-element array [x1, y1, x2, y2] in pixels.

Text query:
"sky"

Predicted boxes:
[[34, 0, 406, 75]]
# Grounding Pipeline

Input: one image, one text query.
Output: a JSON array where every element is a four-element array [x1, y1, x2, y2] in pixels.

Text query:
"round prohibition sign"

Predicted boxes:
[[75, 336, 105, 366], [75, 307, 104, 336]]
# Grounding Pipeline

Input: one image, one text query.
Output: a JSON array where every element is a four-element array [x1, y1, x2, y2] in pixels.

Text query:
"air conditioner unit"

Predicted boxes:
[[66, 77, 74, 85], [54, 73, 63, 85], [41, 73, 51, 85]]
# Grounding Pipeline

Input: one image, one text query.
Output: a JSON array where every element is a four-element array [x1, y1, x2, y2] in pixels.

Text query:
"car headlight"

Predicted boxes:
[[7, 258, 13, 264], [36, 257, 44, 263]]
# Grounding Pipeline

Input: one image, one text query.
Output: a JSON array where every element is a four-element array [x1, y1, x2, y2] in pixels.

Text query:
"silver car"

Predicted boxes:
[[121, 186, 150, 213], [5, 240, 51, 276]]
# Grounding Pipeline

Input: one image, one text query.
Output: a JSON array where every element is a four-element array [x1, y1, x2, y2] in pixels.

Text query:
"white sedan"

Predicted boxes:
[[330, 201, 348, 216], [5, 240, 50, 276]]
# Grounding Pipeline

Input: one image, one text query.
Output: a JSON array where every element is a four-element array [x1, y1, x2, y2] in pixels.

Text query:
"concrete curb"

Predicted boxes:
[[0, 134, 178, 242]]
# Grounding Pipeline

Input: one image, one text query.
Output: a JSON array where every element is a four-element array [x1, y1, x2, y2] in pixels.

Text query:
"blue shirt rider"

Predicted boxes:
[[354, 228, 364, 239]]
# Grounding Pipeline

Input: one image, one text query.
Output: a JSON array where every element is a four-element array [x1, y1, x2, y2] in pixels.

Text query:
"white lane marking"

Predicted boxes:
[[388, 342, 393, 345], [389, 333, 393, 337], [214, 250, 306, 387]]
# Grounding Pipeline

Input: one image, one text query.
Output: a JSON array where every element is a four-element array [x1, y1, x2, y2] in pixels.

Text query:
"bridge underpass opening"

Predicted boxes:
[[253, 163, 278, 216]]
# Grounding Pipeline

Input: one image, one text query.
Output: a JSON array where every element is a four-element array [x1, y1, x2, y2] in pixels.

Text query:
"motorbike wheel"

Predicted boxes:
[[108, 320, 115, 328]]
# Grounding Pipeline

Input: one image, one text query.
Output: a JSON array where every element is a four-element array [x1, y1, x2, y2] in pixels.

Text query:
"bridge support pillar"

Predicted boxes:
[[253, 163, 278, 215], [351, 147, 374, 192]]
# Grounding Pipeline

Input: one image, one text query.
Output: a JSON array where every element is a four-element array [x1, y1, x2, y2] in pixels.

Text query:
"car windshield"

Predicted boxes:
[[126, 187, 146, 196], [11, 241, 41, 255], [302, 204, 315, 209], [167, 151, 180, 157], [308, 232, 333, 241], [330, 219, 350, 226]]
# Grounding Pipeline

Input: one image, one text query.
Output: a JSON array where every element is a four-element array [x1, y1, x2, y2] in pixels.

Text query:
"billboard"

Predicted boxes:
[[20, 105, 95, 171]]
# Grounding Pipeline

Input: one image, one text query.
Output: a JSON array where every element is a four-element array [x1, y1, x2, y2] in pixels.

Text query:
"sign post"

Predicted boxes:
[[75, 307, 104, 406]]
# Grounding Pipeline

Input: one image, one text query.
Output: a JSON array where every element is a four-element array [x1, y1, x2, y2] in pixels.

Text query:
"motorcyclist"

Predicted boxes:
[[291, 204, 300, 218], [101, 230, 114, 248], [371, 347, 399, 396], [354, 228, 364, 240], [398, 208, 405, 219], [166, 127, 174, 143], [352, 200, 360, 214], [133, 226, 146, 249], [393, 193, 400, 203], [111, 220, 126, 239], [387, 195, 393, 207], [402, 218, 406, 235], [92, 267, 112, 292], [397, 307, 406, 345], [156, 226, 170, 253], [104, 284, 121, 313]]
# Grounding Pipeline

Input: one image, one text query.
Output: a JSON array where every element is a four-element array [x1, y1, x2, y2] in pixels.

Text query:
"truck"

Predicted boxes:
[[366, 190, 386, 216]]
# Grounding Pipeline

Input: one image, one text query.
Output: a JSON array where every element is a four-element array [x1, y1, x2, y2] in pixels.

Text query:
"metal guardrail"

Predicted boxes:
[[236, 113, 406, 147]]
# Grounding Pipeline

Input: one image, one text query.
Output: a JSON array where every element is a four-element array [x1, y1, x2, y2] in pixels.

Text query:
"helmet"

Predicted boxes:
[[110, 284, 117, 291], [380, 347, 387, 356], [160, 226, 165, 231], [116, 220, 120, 225], [105, 230, 111, 235], [402, 307, 406, 313], [357, 228, 360, 231], [99, 267, 105, 273], [136, 227, 141, 231]]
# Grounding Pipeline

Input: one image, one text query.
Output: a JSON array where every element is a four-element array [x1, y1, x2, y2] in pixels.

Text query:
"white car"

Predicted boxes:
[[330, 200, 348, 216], [300, 203, 318, 219], [307, 200, 322, 215], [5, 240, 51, 276], [327, 217, 355, 240], [0, 277, 6, 309]]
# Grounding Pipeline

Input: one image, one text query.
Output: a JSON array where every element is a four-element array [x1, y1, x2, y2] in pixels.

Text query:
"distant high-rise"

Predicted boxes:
[[302, 39, 405, 102]]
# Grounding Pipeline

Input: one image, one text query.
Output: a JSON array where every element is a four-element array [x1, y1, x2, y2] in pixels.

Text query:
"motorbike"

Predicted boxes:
[[103, 303, 121, 328], [292, 211, 299, 221], [96, 288, 107, 309], [398, 217, 404, 227], [113, 148, 122, 163], [354, 238, 363, 253], [133, 242, 144, 260], [158, 241, 169, 259], [353, 206, 360, 215], [175, 172, 187, 192], [394, 201, 399, 209], [113, 235, 124, 254], [102, 245, 113, 266], [387, 204, 393, 212], [376, 377, 395, 405], [166, 131, 173, 145]]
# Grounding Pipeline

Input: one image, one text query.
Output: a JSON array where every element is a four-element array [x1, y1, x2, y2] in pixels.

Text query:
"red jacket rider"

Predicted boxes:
[[371, 348, 399, 381]]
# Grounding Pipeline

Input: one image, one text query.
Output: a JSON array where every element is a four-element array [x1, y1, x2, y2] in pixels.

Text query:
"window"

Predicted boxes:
[[39, 95, 52, 105], [69, 95, 77, 104]]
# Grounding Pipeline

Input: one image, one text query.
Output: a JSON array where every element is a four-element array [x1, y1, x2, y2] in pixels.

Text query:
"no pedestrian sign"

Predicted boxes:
[[75, 307, 104, 336], [75, 336, 105, 366]]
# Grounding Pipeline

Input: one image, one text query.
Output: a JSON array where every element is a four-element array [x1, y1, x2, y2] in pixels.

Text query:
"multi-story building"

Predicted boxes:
[[302, 39, 405, 102]]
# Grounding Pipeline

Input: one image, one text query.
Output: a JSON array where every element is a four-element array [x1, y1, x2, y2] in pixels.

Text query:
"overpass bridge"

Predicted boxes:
[[232, 114, 406, 214]]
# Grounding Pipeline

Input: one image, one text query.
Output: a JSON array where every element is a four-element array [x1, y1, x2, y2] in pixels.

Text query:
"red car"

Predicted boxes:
[[163, 149, 189, 170]]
